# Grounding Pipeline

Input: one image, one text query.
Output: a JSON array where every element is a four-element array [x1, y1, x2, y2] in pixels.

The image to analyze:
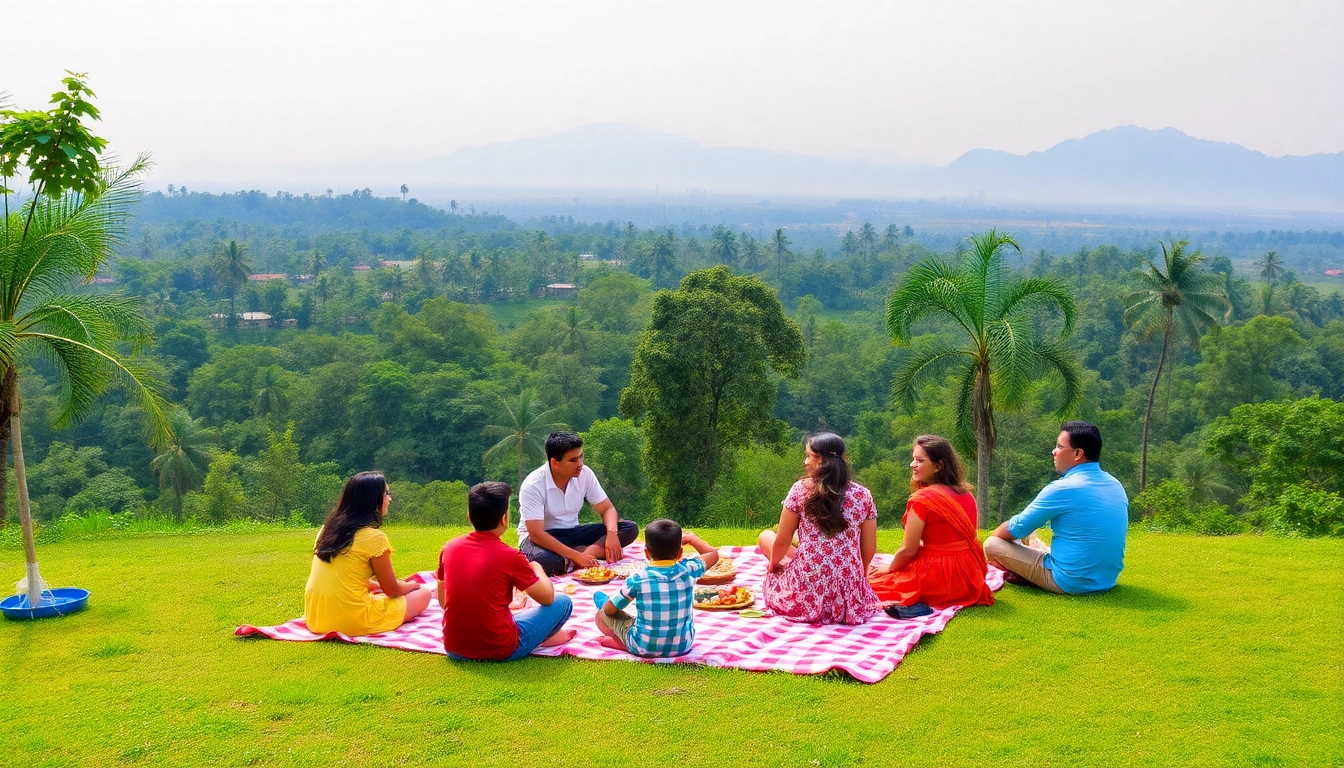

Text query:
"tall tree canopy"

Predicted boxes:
[[620, 267, 805, 522]]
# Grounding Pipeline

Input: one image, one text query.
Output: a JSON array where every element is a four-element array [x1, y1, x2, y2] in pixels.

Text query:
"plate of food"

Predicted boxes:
[[696, 556, 736, 585], [693, 585, 753, 611], [571, 566, 616, 585], [608, 563, 645, 580]]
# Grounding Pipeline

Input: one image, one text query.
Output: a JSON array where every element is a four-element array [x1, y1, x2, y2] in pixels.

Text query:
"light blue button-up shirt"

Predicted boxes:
[[1007, 462, 1128, 594]]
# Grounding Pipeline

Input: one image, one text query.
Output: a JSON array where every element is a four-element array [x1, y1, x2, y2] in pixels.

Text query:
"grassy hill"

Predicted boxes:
[[1, 529, 1340, 767]]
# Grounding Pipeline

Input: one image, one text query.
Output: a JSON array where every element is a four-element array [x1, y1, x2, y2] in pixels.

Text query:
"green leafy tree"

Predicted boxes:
[[886, 230, 1082, 525], [258, 422, 302, 520], [650, 232, 677, 289], [620, 267, 805, 522], [253, 365, 290, 424], [1123, 240, 1228, 490], [151, 408, 219, 522], [1204, 396, 1344, 511], [483, 389, 568, 487], [581, 417, 647, 517], [0, 75, 171, 605], [199, 451, 245, 524]]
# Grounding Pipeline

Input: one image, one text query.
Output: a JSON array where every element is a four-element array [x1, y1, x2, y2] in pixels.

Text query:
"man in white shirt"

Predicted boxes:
[[517, 432, 640, 576]]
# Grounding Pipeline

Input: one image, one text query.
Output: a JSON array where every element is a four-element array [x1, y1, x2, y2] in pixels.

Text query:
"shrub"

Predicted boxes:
[[1262, 484, 1344, 537], [1132, 480, 1247, 534]]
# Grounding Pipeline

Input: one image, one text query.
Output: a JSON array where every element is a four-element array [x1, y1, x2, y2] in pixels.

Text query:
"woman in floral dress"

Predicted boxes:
[[758, 432, 881, 625]]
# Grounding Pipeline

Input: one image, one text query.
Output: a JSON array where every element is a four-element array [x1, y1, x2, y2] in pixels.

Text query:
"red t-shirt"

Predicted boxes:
[[436, 531, 540, 660]]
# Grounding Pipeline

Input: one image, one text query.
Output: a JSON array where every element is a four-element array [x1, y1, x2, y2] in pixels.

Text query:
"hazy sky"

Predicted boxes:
[[6, 0, 1342, 184]]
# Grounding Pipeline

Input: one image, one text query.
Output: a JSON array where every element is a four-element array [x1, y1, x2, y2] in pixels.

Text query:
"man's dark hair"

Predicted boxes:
[[467, 481, 512, 531], [545, 432, 584, 463], [643, 518, 683, 561], [1061, 421, 1103, 462]]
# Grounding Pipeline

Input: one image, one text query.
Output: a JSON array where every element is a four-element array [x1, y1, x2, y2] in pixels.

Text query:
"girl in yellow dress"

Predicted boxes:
[[304, 472, 432, 635]]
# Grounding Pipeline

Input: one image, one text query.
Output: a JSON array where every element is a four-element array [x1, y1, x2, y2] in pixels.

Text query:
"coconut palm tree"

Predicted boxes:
[[309, 248, 326, 281], [254, 365, 290, 424], [152, 408, 219, 522], [400, 184, 409, 202], [0, 159, 173, 606], [212, 239, 252, 323], [483, 389, 568, 487], [886, 229, 1083, 525], [1123, 240, 1228, 490], [650, 232, 677, 289], [710, 226, 738, 268], [772, 228, 792, 281]]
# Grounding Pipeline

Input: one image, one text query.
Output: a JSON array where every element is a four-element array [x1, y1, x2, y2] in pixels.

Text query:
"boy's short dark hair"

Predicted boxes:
[[644, 518, 683, 561], [545, 432, 584, 463], [1061, 421, 1103, 462], [467, 481, 512, 531]]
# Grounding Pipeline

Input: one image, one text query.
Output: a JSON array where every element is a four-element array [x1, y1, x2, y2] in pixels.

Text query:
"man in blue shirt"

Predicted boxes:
[[985, 422, 1128, 594]]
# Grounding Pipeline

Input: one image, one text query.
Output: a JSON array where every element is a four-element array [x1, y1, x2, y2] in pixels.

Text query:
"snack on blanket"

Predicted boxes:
[[693, 585, 753, 611], [696, 555, 736, 585], [571, 566, 616, 584], [608, 563, 645, 580]]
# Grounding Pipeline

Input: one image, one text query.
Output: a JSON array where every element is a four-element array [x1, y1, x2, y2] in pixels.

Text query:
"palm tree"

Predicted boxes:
[[309, 248, 326, 280], [399, 184, 409, 202], [1123, 240, 1228, 490], [483, 389, 568, 487], [772, 228, 792, 281], [152, 408, 218, 522], [0, 159, 173, 606], [560, 306, 588, 355], [886, 229, 1083, 525], [650, 232, 677, 289], [254, 365, 290, 424], [449, 199, 459, 214], [710, 226, 738, 267], [212, 239, 252, 323], [1258, 250, 1283, 316]]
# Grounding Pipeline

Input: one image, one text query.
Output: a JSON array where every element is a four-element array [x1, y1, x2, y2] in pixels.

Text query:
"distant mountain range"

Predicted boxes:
[[183, 124, 1344, 213]]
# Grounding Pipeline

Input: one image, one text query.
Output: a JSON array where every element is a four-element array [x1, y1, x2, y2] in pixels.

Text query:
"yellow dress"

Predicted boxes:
[[304, 527, 406, 635]]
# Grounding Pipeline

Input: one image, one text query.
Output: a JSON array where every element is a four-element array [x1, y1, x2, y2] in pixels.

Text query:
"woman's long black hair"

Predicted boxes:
[[314, 471, 387, 562], [803, 432, 851, 537]]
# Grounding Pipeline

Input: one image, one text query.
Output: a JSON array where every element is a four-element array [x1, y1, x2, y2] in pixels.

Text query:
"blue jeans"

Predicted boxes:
[[448, 594, 573, 662]]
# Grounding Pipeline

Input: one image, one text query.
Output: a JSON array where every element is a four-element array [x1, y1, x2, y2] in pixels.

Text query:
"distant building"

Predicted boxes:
[[281, 318, 298, 328], [239, 312, 272, 328], [248, 273, 289, 282], [1326, 269, 1342, 277], [546, 283, 578, 298], [579, 253, 597, 261], [353, 265, 372, 271]]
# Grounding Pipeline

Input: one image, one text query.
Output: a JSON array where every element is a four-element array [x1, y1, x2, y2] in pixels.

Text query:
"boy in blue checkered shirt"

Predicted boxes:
[[594, 519, 719, 657]]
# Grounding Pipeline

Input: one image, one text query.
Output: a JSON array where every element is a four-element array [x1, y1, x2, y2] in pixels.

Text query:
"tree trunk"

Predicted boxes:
[[174, 489, 185, 524], [972, 364, 994, 529], [0, 367, 15, 527], [1139, 323, 1172, 492], [12, 389, 43, 608]]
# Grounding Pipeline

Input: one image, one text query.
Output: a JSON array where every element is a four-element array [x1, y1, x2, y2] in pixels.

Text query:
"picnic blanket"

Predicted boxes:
[[236, 544, 1004, 683]]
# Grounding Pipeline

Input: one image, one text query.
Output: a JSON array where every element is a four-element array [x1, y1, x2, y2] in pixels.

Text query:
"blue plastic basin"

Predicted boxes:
[[0, 588, 90, 620]]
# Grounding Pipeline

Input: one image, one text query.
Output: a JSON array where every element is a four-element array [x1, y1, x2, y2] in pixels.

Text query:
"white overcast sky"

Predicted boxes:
[[5, 0, 1342, 182]]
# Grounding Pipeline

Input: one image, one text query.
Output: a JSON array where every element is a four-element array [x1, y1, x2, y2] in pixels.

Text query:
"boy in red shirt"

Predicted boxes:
[[436, 482, 575, 660]]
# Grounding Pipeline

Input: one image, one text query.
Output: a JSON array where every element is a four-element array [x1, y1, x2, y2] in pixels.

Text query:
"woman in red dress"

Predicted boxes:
[[868, 435, 994, 610]]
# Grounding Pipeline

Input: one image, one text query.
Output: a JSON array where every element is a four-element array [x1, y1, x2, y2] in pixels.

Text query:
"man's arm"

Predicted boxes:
[[592, 498, 623, 562], [521, 561, 555, 605], [996, 482, 1069, 541], [524, 520, 598, 569]]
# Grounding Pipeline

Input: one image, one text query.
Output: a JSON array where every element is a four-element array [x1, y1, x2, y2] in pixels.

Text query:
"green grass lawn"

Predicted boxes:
[[2, 528, 1341, 767]]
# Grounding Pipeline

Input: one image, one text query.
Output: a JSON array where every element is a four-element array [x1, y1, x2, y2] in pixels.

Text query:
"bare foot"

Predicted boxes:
[[598, 636, 626, 651], [539, 628, 576, 647]]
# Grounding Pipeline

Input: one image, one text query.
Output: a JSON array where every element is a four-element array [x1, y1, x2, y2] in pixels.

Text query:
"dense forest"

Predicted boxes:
[[7, 188, 1344, 539]]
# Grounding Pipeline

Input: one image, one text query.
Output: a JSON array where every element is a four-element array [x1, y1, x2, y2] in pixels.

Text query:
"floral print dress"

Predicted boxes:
[[763, 480, 881, 625]]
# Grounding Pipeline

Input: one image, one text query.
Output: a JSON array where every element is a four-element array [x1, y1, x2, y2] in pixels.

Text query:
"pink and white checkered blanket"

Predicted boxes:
[[236, 544, 1003, 683]]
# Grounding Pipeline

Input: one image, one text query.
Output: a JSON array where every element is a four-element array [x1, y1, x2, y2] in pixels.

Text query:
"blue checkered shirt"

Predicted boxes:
[[609, 556, 707, 657]]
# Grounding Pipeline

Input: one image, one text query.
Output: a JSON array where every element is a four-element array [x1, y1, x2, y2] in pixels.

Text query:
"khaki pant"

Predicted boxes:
[[984, 536, 1065, 594]]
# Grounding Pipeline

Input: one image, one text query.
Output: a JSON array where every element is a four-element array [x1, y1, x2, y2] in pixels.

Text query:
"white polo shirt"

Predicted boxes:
[[516, 463, 610, 545]]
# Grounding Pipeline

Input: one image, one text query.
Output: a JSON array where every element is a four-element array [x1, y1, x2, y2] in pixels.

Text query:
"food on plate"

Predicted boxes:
[[693, 585, 753, 609], [571, 566, 616, 583], [608, 563, 645, 580], [696, 555, 737, 584]]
